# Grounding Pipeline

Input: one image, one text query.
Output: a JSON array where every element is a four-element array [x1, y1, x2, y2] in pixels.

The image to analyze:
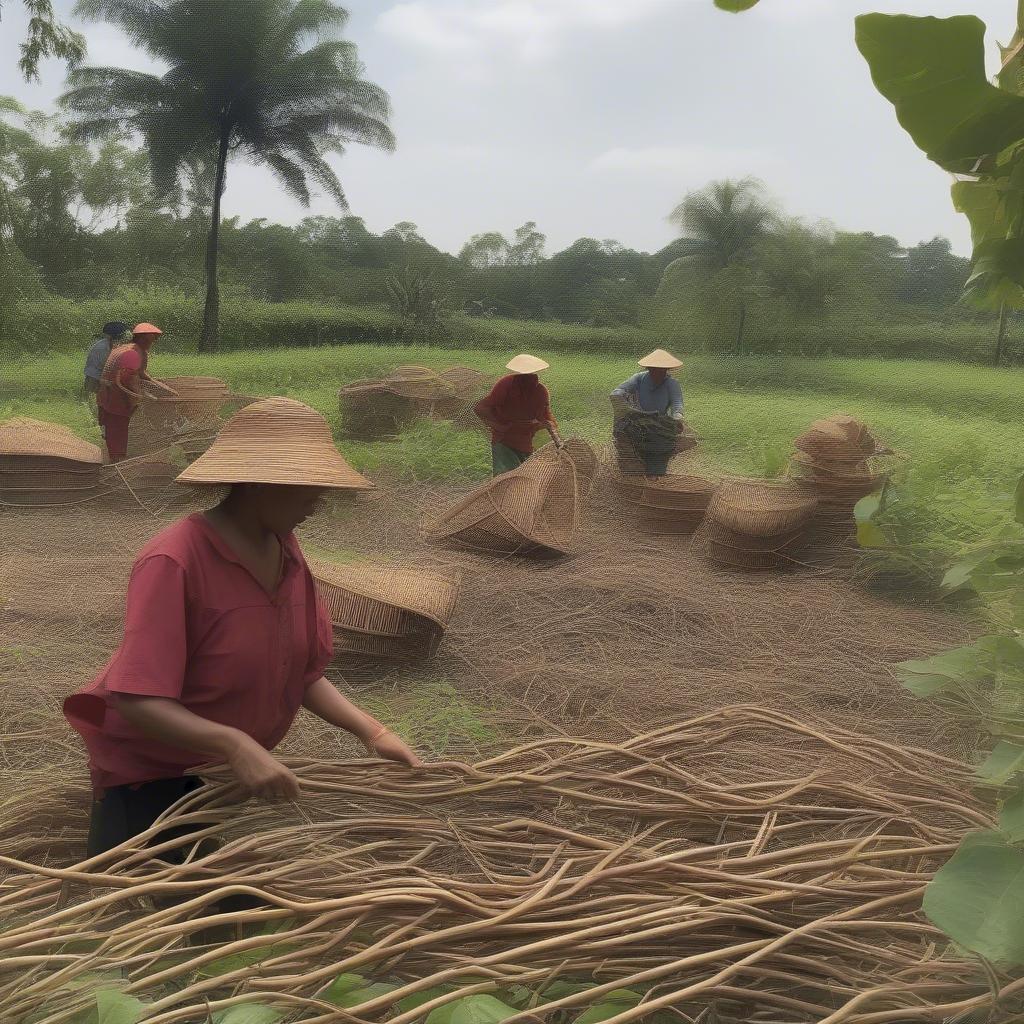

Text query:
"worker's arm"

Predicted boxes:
[[109, 693, 300, 800], [473, 396, 504, 430], [114, 369, 144, 409], [610, 375, 639, 418], [669, 379, 684, 423], [142, 372, 178, 397], [541, 392, 564, 449], [303, 676, 421, 767]]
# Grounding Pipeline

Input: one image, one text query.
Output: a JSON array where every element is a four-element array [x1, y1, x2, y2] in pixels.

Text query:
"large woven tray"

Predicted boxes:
[[427, 442, 592, 557], [794, 414, 878, 461], [0, 417, 102, 465], [311, 560, 460, 661]]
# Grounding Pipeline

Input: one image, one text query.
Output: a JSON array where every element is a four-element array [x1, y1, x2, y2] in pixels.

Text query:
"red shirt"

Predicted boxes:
[[63, 514, 334, 794], [98, 343, 148, 416], [477, 374, 557, 454]]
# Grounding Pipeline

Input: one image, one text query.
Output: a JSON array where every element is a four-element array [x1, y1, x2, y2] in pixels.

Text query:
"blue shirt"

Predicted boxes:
[[611, 372, 683, 416], [85, 337, 113, 381]]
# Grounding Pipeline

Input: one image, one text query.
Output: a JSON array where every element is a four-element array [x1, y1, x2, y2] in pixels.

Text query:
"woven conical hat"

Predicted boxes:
[[176, 397, 372, 490], [506, 354, 549, 374], [637, 349, 682, 370]]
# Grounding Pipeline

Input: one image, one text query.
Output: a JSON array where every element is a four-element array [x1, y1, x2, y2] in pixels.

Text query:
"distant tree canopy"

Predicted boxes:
[[0, 117, 973, 339], [3, 0, 86, 81]]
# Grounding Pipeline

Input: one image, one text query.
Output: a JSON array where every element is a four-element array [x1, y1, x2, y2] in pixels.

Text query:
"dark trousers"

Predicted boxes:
[[87, 776, 204, 859]]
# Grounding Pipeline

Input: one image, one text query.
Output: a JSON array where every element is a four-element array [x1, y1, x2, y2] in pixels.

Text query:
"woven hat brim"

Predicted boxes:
[[638, 351, 683, 369], [506, 355, 550, 374], [176, 446, 372, 489]]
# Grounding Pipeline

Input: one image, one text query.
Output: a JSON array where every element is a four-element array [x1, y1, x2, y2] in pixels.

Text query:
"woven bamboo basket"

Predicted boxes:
[[790, 454, 887, 503], [101, 455, 181, 496], [794, 414, 878, 462], [339, 383, 421, 439], [612, 474, 646, 501], [427, 443, 586, 557], [694, 519, 806, 570], [433, 367, 489, 421], [708, 480, 818, 538], [311, 560, 460, 661], [638, 475, 718, 510], [635, 507, 708, 536], [0, 417, 103, 505], [0, 417, 103, 465]]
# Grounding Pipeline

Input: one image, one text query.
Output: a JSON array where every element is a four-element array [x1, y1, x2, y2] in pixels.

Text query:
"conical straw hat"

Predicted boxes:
[[638, 349, 682, 369], [176, 397, 372, 490], [506, 354, 550, 374]]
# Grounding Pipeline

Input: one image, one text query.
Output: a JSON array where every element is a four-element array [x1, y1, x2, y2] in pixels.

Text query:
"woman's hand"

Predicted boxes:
[[226, 735, 301, 801], [368, 729, 422, 767]]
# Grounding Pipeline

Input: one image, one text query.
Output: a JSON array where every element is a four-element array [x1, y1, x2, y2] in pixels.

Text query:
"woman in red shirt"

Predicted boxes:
[[64, 396, 420, 858], [97, 322, 176, 463], [474, 353, 564, 475]]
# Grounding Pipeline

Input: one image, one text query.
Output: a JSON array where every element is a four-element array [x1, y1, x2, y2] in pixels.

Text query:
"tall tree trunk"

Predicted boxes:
[[995, 301, 1008, 368], [199, 128, 231, 354], [734, 299, 747, 357]]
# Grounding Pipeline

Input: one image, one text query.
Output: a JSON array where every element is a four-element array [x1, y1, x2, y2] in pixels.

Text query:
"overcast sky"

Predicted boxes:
[[0, 0, 1010, 256]]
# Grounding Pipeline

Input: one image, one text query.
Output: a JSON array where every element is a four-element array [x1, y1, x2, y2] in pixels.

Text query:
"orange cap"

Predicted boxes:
[[133, 322, 163, 337]]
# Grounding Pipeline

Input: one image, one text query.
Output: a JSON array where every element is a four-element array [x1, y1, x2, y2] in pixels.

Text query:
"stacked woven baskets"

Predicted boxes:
[[127, 376, 234, 459], [0, 418, 103, 506], [311, 560, 460, 661], [428, 440, 594, 558], [622, 475, 718, 535], [788, 415, 889, 541], [695, 480, 818, 570], [339, 365, 489, 440]]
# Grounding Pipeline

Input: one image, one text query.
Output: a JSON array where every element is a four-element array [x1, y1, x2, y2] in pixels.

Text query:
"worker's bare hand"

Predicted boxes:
[[227, 736, 300, 801], [370, 730, 422, 768]]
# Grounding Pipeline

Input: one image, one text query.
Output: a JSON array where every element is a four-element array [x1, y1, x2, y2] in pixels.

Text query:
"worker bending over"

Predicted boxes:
[[610, 349, 685, 479], [474, 354, 564, 476]]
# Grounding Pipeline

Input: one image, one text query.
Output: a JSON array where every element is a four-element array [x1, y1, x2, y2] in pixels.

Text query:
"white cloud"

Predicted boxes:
[[376, 0, 683, 61], [588, 144, 784, 181]]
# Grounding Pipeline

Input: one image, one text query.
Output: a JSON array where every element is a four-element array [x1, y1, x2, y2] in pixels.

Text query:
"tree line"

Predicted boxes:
[[0, 0, 988, 356]]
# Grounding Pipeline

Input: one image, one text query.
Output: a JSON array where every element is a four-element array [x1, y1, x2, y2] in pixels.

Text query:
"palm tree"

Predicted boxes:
[[668, 178, 774, 355], [61, 0, 395, 351]]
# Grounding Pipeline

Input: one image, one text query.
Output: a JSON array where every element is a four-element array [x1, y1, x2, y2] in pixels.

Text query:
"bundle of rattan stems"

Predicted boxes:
[[0, 707, 1009, 1024]]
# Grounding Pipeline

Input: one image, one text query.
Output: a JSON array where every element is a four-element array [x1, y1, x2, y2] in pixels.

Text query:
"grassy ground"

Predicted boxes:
[[3, 345, 1022, 555]]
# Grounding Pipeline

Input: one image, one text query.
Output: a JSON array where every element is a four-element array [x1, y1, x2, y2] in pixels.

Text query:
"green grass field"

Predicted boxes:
[[3, 345, 1022, 558]]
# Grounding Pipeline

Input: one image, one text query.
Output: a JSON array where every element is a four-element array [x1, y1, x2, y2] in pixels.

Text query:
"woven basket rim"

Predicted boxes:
[[310, 559, 460, 626]]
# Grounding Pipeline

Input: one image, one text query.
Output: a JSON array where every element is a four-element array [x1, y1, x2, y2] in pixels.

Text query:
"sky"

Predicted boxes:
[[0, 0, 1011, 256]]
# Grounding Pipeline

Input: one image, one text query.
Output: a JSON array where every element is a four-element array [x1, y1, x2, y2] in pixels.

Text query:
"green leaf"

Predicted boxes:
[[96, 990, 146, 1024], [853, 493, 882, 524], [924, 830, 1024, 965], [573, 991, 644, 1024], [855, 14, 1024, 173], [397, 987, 456, 1014], [856, 521, 888, 549], [325, 981, 399, 1009], [198, 942, 297, 979], [714, 0, 760, 10], [426, 994, 519, 1024], [1015, 473, 1024, 525], [212, 1006, 284, 1024], [979, 741, 1024, 784], [1000, 787, 1024, 840], [897, 644, 991, 696]]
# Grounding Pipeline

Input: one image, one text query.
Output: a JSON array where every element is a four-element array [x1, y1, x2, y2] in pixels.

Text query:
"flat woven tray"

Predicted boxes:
[[0, 417, 102, 465]]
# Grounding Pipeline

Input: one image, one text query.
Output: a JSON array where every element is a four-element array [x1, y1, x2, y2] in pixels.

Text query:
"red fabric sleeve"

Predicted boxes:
[[479, 377, 510, 417], [303, 569, 335, 687], [541, 384, 557, 428], [104, 554, 188, 700]]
